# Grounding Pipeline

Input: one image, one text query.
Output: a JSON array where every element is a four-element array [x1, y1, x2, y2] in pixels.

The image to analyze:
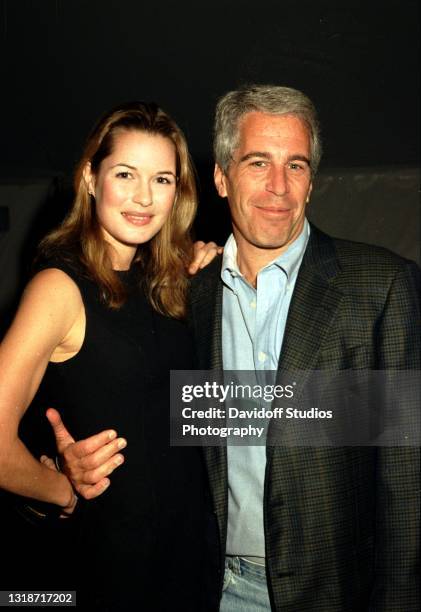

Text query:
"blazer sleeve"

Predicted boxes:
[[370, 261, 420, 611]]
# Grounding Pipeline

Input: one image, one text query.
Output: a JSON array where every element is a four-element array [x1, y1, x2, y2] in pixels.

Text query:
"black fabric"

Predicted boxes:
[[17, 258, 216, 611]]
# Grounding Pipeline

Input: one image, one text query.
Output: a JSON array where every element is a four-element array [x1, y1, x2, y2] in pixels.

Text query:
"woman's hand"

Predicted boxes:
[[46, 408, 127, 501], [188, 241, 223, 275]]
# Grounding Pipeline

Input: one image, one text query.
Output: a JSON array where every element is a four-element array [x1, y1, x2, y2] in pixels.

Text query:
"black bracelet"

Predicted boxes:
[[15, 500, 63, 526]]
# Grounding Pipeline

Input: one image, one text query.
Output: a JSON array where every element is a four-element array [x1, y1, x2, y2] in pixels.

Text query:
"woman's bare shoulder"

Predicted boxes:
[[25, 267, 82, 303], [7, 268, 84, 345]]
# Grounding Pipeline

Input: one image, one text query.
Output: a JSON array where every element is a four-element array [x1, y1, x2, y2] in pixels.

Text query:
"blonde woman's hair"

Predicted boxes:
[[39, 101, 197, 319]]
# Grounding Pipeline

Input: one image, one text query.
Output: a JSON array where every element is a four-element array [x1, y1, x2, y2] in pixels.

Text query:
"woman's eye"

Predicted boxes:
[[156, 176, 173, 184], [116, 171, 132, 179]]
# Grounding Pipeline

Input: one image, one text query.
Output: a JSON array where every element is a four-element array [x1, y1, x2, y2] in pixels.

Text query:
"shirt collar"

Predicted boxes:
[[221, 218, 310, 286]]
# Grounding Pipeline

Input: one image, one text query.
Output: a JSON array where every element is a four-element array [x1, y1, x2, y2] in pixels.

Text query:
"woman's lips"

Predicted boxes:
[[121, 212, 153, 226]]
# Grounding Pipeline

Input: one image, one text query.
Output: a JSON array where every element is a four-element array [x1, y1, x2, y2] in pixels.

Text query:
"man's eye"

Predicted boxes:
[[251, 161, 267, 168], [288, 162, 305, 171], [116, 171, 132, 179]]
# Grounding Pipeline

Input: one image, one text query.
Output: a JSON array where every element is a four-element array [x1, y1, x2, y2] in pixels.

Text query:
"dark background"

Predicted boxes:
[[0, 1, 419, 308], [0, 0, 419, 174], [0, 0, 419, 251], [0, 0, 419, 326]]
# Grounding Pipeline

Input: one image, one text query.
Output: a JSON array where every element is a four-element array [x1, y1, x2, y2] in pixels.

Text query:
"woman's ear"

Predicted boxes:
[[83, 162, 95, 196]]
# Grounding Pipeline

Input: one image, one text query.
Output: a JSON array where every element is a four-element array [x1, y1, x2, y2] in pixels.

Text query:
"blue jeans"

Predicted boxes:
[[220, 556, 271, 611]]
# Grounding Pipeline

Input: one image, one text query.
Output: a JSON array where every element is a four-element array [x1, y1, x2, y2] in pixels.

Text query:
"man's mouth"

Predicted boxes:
[[254, 205, 291, 215]]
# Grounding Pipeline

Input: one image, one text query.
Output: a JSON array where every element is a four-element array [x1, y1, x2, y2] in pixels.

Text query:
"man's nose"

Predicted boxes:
[[133, 179, 153, 206], [266, 165, 288, 196]]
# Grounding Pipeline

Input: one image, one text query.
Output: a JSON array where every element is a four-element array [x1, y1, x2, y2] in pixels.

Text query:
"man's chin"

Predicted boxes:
[[233, 224, 300, 254], [248, 234, 292, 251]]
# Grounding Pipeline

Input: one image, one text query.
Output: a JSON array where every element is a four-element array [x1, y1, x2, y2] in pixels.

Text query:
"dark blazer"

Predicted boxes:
[[189, 225, 420, 612]]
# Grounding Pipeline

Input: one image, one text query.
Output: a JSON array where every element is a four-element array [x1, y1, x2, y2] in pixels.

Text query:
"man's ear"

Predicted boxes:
[[214, 164, 228, 198], [83, 162, 95, 197], [306, 181, 313, 204]]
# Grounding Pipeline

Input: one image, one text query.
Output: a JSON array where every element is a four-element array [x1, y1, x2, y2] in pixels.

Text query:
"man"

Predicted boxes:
[[50, 85, 419, 611]]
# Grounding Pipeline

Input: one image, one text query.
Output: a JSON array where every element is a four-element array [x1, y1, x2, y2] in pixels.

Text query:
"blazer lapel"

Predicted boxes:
[[267, 227, 343, 451], [205, 278, 227, 553], [278, 226, 343, 373], [190, 257, 223, 369], [190, 259, 228, 550]]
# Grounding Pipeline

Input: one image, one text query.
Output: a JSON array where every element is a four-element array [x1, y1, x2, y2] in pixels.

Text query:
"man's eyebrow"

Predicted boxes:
[[287, 155, 311, 166], [238, 152, 311, 166], [238, 151, 271, 162]]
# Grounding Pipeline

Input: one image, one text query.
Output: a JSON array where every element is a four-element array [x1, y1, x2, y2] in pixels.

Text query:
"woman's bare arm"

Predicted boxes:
[[0, 268, 84, 510]]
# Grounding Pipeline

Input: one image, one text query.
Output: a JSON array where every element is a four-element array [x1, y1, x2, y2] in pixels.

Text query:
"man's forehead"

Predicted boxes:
[[235, 112, 311, 152], [239, 111, 308, 133]]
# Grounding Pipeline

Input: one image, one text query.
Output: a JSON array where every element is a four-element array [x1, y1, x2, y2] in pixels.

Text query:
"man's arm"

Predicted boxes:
[[371, 261, 420, 611]]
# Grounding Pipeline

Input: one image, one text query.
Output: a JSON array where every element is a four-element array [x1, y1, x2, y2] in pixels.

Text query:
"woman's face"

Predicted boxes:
[[85, 129, 177, 268]]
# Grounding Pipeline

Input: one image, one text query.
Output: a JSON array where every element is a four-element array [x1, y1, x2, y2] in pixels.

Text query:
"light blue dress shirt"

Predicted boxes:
[[222, 219, 310, 557]]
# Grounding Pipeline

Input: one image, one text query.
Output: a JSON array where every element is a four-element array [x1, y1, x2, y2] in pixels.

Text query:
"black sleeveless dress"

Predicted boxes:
[[19, 258, 215, 611]]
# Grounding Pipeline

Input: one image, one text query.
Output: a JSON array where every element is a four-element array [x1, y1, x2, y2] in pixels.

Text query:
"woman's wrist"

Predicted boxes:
[[40, 454, 77, 512], [60, 489, 78, 517], [47, 468, 75, 510]]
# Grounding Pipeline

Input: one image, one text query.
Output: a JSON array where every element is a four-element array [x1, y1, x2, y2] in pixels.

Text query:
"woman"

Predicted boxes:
[[0, 102, 219, 610]]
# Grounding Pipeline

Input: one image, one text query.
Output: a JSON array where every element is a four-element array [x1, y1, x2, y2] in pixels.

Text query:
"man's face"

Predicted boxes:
[[214, 112, 313, 259]]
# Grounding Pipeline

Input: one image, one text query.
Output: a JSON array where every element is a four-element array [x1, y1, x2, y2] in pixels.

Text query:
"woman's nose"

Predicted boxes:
[[132, 180, 153, 206]]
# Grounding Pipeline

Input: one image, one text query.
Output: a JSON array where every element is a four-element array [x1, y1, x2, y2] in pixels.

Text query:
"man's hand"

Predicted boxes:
[[46, 408, 127, 500], [188, 241, 223, 275]]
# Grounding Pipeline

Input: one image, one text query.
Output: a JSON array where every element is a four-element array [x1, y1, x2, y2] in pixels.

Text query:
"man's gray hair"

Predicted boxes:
[[213, 84, 322, 175]]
